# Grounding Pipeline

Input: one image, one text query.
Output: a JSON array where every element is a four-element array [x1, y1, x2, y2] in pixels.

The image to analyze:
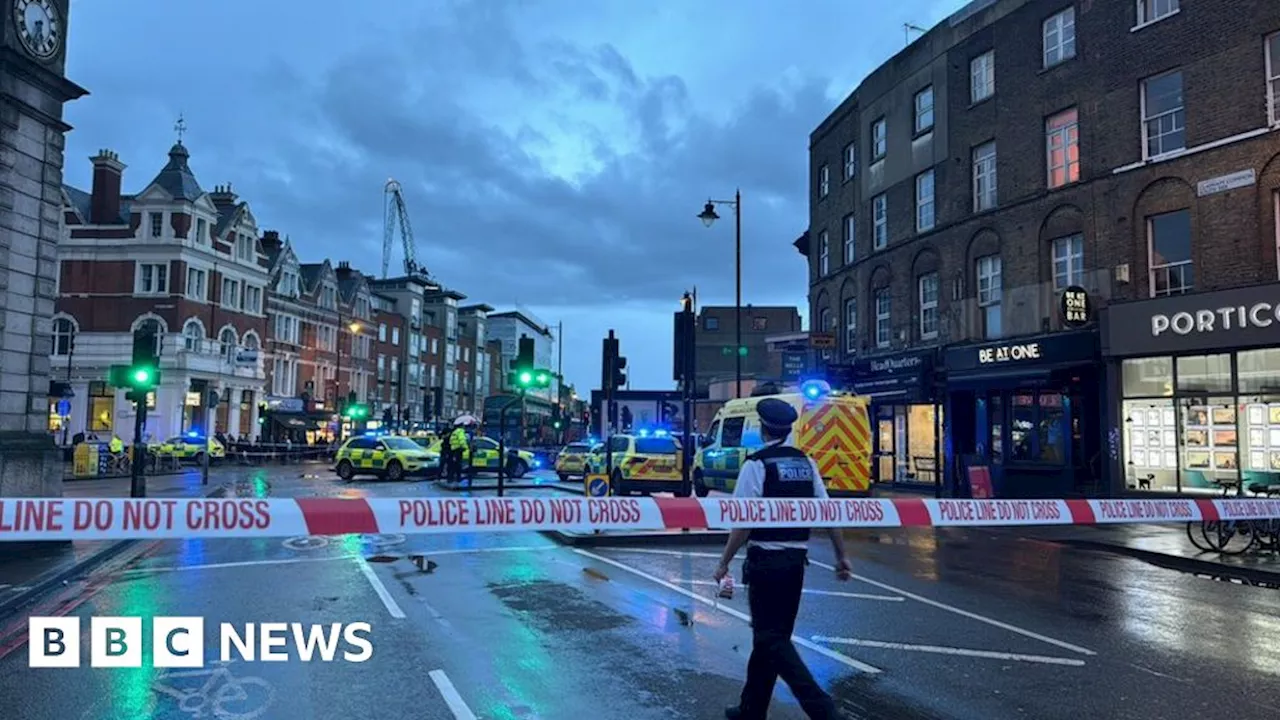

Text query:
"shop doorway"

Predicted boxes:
[[873, 403, 943, 488]]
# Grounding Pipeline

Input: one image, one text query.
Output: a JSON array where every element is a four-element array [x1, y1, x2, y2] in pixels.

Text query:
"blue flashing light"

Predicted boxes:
[[638, 428, 650, 437], [654, 429, 668, 437], [532, 459, 542, 468], [800, 379, 830, 401], [186, 431, 199, 438]]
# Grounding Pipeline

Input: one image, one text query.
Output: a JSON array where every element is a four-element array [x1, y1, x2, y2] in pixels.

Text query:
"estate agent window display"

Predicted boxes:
[[1121, 349, 1280, 495]]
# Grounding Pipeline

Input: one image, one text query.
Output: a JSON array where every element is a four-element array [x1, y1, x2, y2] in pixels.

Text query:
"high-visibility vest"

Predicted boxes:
[[109, 437, 124, 453]]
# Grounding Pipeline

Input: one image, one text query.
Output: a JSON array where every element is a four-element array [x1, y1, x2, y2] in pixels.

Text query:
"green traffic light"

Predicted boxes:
[[535, 372, 549, 386], [517, 370, 533, 386], [132, 368, 151, 384]]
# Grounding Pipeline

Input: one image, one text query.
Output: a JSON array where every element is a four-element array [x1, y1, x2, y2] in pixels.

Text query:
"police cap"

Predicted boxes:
[[757, 397, 798, 432]]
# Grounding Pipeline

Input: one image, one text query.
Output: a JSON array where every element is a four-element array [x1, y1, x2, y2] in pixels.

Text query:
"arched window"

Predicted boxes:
[[53, 317, 77, 356], [219, 327, 238, 361], [183, 319, 205, 351], [133, 317, 165, 356], [242, 331, 260, 351]]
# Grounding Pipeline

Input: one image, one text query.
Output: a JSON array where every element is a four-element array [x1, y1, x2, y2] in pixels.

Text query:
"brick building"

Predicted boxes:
[[692, 305, 803, 396], [53, 142, 269, 441], [805, 0, 1280, 497], [371, 293, 406, 422], [458, 303, 494, 414]]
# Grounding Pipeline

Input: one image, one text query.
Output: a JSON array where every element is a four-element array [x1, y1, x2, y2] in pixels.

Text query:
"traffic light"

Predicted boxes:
[[343, 403, 369, 420], [553, 420, 562, 430], [515, 367, 552, 389], [612, 355, 627, 390], [110, 326, 162, 399], [514, 335, 535, 372]]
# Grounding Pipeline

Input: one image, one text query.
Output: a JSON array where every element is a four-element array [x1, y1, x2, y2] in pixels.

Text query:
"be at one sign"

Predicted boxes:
[[1061, 286, 1091, 327]]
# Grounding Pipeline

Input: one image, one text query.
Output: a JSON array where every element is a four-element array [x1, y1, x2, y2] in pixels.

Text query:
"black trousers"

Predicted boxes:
[[739, 546, 838, 719], [445, 448, 461, 482]]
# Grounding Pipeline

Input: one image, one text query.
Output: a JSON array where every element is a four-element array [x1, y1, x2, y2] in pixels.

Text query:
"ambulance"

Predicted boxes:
[[692, 381, 872, 496]]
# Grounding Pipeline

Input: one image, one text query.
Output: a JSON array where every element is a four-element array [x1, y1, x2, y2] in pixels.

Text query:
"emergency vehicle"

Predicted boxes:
[[149, 433, 226, 463], [414, 433, 539, 479], [334, 433, 439, 481], [693, 381, 872, 496], [554, 441, 594, 481], [586, 432, 684, 496]]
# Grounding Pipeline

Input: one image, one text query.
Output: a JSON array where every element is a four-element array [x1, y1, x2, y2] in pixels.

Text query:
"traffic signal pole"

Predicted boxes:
[[130, 395, 147, 498]]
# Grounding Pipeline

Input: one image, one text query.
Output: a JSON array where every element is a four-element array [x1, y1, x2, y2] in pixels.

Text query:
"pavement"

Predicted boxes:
[[0, 465, 1277, 718]]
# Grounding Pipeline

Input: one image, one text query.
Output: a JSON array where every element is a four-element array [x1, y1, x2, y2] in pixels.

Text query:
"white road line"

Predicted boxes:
[[356, 557, 406, 619], [429, 669, 478, 720], [806, 558, 1097, 657], [811, 636, 1086, 667], [605, 547, 1096, 658], [682, 580, 903, 602], [118, 556, 351, 576], [574, 549, 881, 674]]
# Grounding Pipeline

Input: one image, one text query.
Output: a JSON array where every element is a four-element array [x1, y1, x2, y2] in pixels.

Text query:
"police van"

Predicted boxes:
[[692, 381, 872, 497]]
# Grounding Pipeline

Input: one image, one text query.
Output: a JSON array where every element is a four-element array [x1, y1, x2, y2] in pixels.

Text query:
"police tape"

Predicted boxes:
[[1, 496, 1279, 541]]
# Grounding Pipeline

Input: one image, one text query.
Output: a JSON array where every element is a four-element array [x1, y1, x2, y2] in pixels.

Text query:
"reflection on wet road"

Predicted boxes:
[[0, 467, 1277, 719]]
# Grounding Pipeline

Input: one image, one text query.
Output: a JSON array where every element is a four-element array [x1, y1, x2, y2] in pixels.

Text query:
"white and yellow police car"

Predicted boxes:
[[334, 434, 439, 481]]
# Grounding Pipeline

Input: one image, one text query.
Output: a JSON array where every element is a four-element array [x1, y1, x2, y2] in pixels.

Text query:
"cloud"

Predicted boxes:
[[61, 0, 969, 391]]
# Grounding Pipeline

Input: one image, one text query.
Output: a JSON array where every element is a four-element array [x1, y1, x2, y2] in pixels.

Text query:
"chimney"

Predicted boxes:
[[210, 183, 238, 206], [89, 150, 125, 224]]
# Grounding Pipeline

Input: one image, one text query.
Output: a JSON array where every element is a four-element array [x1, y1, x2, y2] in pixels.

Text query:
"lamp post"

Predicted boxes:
[[697, 190, 742, 398], [335, 317, 361, 413]]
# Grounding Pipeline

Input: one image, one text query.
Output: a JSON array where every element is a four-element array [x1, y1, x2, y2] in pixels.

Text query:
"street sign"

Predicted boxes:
[[56, 399, 71, 417], [781, 351, 807, 381], [810, 333, 836, 349], [585, 474, 610, 497]]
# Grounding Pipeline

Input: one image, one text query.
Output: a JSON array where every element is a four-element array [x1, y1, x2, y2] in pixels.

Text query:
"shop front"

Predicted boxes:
[[944, 330, 1103, 499], [1102, 283, 1280, 496], [846, 350, 942, 490]]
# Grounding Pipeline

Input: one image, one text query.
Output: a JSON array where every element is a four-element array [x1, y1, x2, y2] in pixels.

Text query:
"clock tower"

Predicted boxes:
[[0, 0, 87, 498]]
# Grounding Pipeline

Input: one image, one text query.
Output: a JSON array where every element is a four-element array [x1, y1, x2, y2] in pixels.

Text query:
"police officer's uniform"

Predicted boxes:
[[446, 427, 466, 483], [726, 398, 839, 720]]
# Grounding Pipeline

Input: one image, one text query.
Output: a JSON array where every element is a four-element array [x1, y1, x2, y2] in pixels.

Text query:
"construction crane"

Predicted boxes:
[[382, 179, 432, 282]]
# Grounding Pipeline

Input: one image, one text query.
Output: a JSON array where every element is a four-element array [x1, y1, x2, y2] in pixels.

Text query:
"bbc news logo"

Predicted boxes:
[[28, 617, 373, 668]]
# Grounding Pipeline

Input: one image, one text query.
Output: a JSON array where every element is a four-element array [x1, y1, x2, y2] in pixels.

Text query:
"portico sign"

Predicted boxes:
[[979, 343, 1041, 364], [1151, 303, 1280, 338], [1103, 282, 1280, 357]]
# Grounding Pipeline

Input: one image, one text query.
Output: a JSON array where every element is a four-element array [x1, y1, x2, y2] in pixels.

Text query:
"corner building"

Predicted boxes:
[[806, 0, 1280, 498], [55, 144, 269, 442]]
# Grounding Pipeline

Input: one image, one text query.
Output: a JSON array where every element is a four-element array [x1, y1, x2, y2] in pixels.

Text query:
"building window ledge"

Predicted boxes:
[[1130, 9, 1179, 33], [1111, 125, 1274, 176]]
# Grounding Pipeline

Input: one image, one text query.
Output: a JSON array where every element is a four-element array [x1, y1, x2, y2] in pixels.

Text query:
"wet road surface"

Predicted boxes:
[[0, 466, 1277, 719]]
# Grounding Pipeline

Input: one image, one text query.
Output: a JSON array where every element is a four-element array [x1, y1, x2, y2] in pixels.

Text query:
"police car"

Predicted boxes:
[[149, 433, 226, 463], [586, 431, 684, 496], [334, 434, 440, 481], [554, 442, 594, 481]]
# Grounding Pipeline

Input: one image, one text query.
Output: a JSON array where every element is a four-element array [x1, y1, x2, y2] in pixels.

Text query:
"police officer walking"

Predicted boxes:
[[714, 397, 853, 720]]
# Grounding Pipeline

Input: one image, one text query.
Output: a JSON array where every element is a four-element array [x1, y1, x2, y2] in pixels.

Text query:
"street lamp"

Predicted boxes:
[[696, 190, 743, 399]]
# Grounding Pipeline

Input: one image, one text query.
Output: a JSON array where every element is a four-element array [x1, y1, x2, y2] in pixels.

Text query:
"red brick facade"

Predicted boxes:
[[807, 0, 1280, 356]]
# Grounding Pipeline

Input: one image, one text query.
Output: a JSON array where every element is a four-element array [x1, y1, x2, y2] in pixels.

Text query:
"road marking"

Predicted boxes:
[[682, 580, 903, 602], [356, 557, 406, 619], [805, 558, 1097, 657], [605, 547, 1096, 657], [424, 545, 559, 557], [812, 636, 1086, 667], [429, 669, 478, 720], [119, 556, 351, 576], [574, 549, 881, 674]]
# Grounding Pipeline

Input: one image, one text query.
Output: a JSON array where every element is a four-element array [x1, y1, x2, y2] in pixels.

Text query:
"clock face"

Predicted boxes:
[[13, 0, 61, 60]]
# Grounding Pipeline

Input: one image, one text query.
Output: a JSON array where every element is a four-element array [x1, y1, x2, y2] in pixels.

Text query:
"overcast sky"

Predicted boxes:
[[62, 0, 966, 393]]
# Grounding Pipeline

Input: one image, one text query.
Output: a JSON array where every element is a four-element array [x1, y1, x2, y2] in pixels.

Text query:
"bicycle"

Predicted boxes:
[[1186, 483, 1280, 555], [152, 660, 275, 720]]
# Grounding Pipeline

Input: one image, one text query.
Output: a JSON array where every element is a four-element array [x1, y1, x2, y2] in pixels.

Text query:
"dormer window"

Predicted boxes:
[[236, 233, 254, 261], [195, 218, 208, 244], [321, 285, 337, 309]]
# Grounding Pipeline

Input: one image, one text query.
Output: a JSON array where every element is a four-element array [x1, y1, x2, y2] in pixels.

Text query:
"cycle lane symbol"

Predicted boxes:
[[152, 660, 276, 720]]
